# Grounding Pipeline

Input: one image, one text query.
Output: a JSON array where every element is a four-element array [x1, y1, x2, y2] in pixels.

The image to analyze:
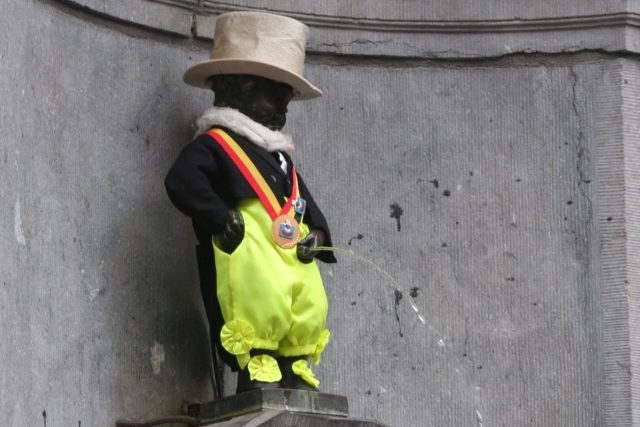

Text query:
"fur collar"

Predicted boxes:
[[194, 107, 294, 155]]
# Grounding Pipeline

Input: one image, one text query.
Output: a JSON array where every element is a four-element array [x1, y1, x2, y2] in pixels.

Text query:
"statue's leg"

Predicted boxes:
[[276, 261, 329, 390], [213, 200, 297, 392]]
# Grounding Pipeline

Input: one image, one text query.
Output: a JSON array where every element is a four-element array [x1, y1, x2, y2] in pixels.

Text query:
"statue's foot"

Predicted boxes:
[[235, 367, 281, 394], [278, 357, 320, 392]]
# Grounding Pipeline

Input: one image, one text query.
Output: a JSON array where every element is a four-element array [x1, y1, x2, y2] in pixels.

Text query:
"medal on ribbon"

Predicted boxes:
[[208, 128, 303, 249], [294, 197, 306, 218], [272, 215, 300, 249]]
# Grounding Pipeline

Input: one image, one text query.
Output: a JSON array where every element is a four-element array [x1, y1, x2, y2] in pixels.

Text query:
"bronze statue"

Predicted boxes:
[[165, 11, 336, 394]]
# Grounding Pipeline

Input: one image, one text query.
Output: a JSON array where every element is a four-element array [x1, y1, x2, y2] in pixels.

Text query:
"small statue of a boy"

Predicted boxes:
[[165, 11, 336, 393]]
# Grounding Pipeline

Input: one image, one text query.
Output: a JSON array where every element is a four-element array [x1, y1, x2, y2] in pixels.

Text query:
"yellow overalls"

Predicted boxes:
[[213, 198, 330, 386]]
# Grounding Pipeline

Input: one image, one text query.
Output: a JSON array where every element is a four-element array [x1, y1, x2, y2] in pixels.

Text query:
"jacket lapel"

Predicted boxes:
[[238, 133, 288, 177]]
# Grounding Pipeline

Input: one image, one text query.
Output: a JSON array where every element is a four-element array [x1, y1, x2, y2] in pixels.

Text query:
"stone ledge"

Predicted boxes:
[[183, 389, 349, 424], [51, 0, 640, 58], [54, 0, 194, 37], [203, 410, 387, 426]]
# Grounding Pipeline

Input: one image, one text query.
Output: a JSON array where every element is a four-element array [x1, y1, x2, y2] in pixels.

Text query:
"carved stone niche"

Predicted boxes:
[[57, 0, 640, 63]]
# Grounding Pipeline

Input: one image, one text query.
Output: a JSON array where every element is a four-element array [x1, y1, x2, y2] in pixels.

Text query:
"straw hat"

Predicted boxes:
[[183, 11, 322, 101]]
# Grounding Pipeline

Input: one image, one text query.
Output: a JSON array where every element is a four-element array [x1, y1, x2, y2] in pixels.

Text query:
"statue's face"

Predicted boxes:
[[211, 75, 294, 131], [239, 77, 294, 131]]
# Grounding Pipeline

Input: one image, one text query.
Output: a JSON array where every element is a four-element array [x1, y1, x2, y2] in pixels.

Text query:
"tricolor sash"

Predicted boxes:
[[207, 128, 304, 248]]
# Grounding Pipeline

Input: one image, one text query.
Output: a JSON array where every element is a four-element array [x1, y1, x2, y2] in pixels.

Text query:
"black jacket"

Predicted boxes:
[[165, 127, 336, 262], [164, 126, 336, 370]]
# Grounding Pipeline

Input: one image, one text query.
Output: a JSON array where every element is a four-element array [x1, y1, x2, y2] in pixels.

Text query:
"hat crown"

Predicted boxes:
[[212, 12, 309, 76], [182, 11, 321, 100]]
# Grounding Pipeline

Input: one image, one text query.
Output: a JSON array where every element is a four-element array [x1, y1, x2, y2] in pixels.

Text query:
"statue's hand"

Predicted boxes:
[[218, 209, 244, 254], [297, 232, 320, 264]]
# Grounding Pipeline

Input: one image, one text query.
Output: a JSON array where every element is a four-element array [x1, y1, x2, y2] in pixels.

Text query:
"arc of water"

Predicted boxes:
[[316, 246, 426, 325]]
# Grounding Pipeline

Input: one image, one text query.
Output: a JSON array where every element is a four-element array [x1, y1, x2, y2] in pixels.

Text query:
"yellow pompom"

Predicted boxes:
[[248, 355, 282, 383], [292, 359, 319, 388], [220, 319, 255, 355]]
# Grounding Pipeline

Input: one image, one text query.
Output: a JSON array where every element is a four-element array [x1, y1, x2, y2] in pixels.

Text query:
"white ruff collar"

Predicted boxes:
[[194, 107, 294, 155]]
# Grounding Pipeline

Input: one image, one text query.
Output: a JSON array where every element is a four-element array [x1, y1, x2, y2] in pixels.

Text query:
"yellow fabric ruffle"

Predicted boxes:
[[276, 343, 317, 357], [312, 329, 330, 365], [221, 319, 254, 368], [248, 355, 282, 382], [236, 353, 250, 369], [292, 359, 319, 388]]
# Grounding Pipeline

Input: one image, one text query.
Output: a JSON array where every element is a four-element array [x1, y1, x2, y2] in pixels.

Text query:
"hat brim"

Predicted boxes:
[[183, 59, 322, 101]]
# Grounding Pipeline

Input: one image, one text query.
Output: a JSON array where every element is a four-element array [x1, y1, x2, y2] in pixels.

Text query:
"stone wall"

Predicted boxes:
[[2, 1, 640, 426]]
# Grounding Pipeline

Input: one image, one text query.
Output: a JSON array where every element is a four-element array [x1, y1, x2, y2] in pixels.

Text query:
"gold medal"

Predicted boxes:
[[272, 215, 300, 249]]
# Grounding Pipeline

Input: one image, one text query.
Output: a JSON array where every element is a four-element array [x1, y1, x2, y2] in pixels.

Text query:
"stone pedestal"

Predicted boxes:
[[199, 411, 386, 426], [183, 389, 386, 426]]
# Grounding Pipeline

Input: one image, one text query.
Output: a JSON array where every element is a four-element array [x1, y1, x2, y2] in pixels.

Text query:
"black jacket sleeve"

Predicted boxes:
[[297, 173, 338, 264], [165, 134, 230, 237]]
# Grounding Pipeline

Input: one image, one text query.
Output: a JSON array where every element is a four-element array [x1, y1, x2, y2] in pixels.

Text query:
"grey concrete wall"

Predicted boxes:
[[0, 1, 215, 425], [301, 59, 606, 427], [2, 0, 640, 426]]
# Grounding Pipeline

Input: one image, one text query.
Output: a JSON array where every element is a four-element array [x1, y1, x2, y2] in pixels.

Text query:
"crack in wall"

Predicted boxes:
[[310, 48, 640, 68], [190, 0, 201, 38], [569, 65, 593, 251], [569, 65, 600, 419]]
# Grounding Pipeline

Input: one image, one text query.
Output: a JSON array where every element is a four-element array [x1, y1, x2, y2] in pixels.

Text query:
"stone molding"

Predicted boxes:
[[54, 0, 640, 57]]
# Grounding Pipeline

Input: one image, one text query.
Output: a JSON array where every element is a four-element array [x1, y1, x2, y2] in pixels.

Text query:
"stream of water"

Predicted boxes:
[[315, 245, 426, 325]]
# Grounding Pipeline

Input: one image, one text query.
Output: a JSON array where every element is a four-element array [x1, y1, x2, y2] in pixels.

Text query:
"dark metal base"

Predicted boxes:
[[183, 389, 349, 424]]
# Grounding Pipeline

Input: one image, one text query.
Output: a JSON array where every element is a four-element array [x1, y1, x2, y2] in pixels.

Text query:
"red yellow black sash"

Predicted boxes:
[[207, 128, 302, 248]]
